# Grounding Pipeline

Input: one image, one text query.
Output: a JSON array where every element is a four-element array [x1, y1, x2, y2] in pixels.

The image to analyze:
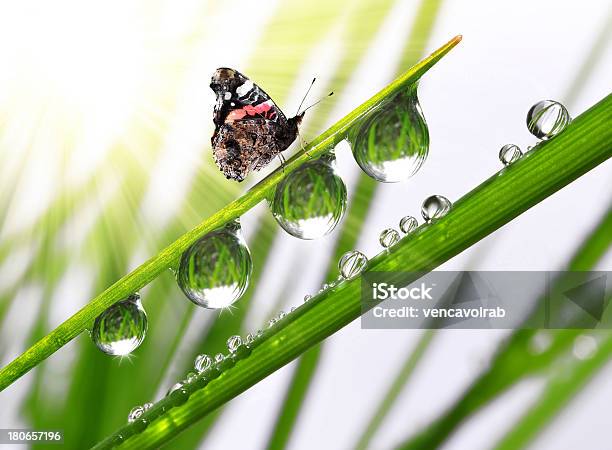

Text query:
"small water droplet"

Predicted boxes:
[[338, 251, 368, 280], [421, 195, 452, 222], [127, 405, 144, 423], [143, 402, 153, 410], [92, 294, 148, 356], [527, 100, 571, 140], [215, 353, 225, 363], [379, 228, 400, 248], [399, 216, 418, 234], [349, 84, 429, 182], [528, 331, 552, 355], [268, 318, 277, 328], [277, 311, 286, 319], [166, 382, 183, 397], [271, 154, 347, 239], [227, 335, 242, 353], [194, 354, 212, 373], [290, 306, 296, 312], [303, 294, 312, 303], [573, 334, 597, 360], [245, 333, 254, 344], [498, 144, 522, 166], [177, 221, 252, 309], [185, 371, 197, 384]]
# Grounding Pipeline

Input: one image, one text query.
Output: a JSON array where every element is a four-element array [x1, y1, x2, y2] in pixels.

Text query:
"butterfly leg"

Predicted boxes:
[[277, 153, 287, 173], [297, 129, 312, 158]]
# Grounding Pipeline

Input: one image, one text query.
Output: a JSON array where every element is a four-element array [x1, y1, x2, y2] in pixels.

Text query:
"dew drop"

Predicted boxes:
[[526, 100, 571, 140], [573, 334, 597, 360], [399, 216, 418, 234], [303, 294, 312, 303], [379, 228, 400, 248], [338, 251, 368, 280], [498, 144, 523, 166], [166, 382, 183, 397], [349, 84, 429, 183], [245, 333, 254, 345], [177, 221, 252, 309], [194, 354, 212, 373], [127, 405, 144, 423], [185, 372, 197, 384], [143, 402, 153, 411], [215, 353, 225, 363], [227, 335, 242, 353], [421, 195, 452, 222], [277, 311, 286, 320], [91, 293, 148, 356], [271, 154, 347, 239], [528, 331, 552, 355]]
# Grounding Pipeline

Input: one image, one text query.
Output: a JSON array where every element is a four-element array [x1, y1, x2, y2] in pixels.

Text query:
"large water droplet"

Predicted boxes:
[[379, 229, 400, 248], [127, 406, 144, 423], [194, 354, 212, 373], [498, 144, 522, 166], [526, 100, 571, 140], [271, 154, 347, 239], [227, 335, 242, 353], [177, 221, 252, 309], [338, 251, 368, 280], [349, 84, 429, 182], [421, 195, 452, 222], [92, 294, 148, 356], [399, 216, 418, 234]]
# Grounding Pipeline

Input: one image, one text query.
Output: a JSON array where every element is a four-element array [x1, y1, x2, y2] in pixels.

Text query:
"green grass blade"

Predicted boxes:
[[93, 93, 612, 449], [356, 330, 435, 450], [396, 204, 612, 450], [265, 2, 446, 447], [493, 332, 612, 450], [0, 35, 462, 393]]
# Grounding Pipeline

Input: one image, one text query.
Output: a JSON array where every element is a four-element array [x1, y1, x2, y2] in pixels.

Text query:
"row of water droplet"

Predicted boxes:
[[89, 94, 572, 362]]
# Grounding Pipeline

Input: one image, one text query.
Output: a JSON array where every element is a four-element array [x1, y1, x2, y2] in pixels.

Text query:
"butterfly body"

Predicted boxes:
[[210, 68, 303, 182]]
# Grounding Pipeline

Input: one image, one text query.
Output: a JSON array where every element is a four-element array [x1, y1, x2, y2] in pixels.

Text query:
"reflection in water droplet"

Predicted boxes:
[[215, 353, 225, 363], [245, 333, 254, 345], [338, 251, 368, 280], [271, 154, 347, 239], [399, 216, 418, 234], [349, 84, 429, 182], [194, 354, 212, 373], [573, 334, 597, 360], [227, 335, 242, 353], [92, 294, 148, 356], [421, 195, 452, 222], [527, 100, 571, 140], [499, 144, 522, 166], [127, 405, 144, 423], [379, 229, 400, 248], [177, 221, 252, 309]]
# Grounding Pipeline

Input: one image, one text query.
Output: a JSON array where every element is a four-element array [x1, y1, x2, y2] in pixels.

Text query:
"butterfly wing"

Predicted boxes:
[[210, 68, 288, 135], [212, 118, 287, 182]]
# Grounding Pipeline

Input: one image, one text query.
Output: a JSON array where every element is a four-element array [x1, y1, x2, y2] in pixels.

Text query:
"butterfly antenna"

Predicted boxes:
[[301, 91, 334, 114], [296, 78, 317, 116]]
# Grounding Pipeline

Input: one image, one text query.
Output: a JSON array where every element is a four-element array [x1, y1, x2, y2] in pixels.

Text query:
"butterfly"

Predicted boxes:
[[210, 68, 329, 182]]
